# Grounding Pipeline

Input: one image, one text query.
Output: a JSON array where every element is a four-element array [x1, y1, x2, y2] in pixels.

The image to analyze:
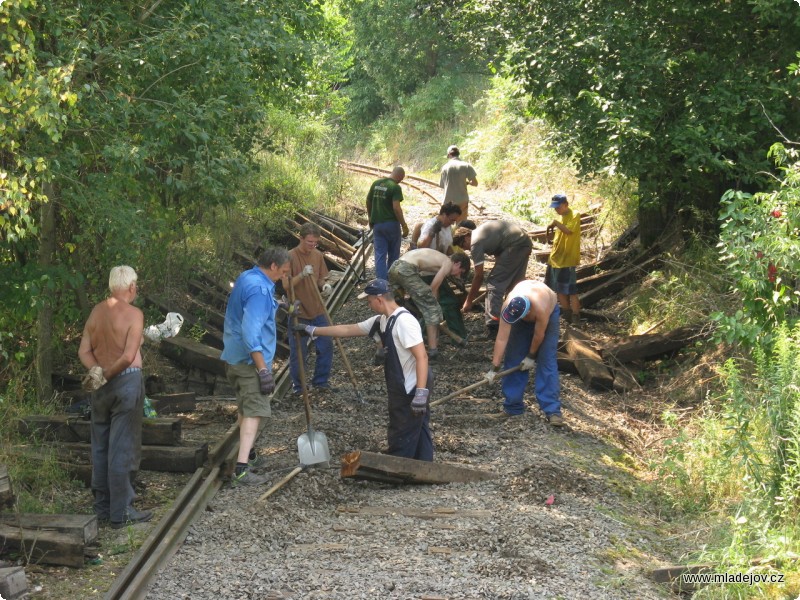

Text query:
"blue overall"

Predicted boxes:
[[375, 310, 435, 461], [90, 368, 145, 522], [501, 305, 561, 416]]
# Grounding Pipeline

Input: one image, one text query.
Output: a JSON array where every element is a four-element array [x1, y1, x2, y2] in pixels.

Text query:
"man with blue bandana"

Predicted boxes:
[[483, 280, 564, 426]]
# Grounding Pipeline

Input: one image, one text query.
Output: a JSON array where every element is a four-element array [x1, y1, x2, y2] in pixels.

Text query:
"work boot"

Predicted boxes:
[[231, 468, 269, 487], [111, 507, 153, 529], [373, 348, 387, 365], [547, 414, 565, 427], [483, 323, 498, 341], [427, 348, 439, 362], [561, 309, 573, 324], [571, 312, 581, 327]]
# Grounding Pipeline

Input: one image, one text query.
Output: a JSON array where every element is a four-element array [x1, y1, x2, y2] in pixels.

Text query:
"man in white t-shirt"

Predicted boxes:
[[293, 278, 434, 461]]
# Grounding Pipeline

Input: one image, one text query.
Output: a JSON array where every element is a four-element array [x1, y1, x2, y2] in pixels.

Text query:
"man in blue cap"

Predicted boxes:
[[483, 279, 564, 426], [546, 193, 582, 325], [295, 278, 434, 460]]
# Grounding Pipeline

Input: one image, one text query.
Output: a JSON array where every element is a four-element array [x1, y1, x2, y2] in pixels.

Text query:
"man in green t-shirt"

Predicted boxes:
[[546, 193, 582, 325], [367, 166, 409, 280]]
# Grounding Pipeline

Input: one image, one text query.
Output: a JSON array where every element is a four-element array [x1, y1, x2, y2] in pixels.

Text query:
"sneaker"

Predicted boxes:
[[427, 349, 439, 362], [248, 453, 267, 469], [373, 348, 387, 366], [571, 313, 581, 327], [547, 414, 565, 427], [231, 468, 269, 487], [110, 507, 153, 529]]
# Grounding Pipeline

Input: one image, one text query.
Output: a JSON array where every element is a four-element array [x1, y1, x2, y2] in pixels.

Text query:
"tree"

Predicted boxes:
[[0, 0, 341, 398], [492, 0, 800, 245]]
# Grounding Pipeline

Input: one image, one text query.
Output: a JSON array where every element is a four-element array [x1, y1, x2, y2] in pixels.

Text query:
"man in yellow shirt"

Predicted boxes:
[[546, 194, 581, 325]]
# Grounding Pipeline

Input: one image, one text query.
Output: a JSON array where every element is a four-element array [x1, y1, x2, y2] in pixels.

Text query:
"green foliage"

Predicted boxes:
[[657, 325, 800, 595], [714, 145, 800, 346], [489, 0, 800, 231]]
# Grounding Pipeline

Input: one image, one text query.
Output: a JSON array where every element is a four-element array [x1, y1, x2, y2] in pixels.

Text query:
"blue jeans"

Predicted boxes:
[[373, 221, 402, 280], [502, 306, 561, 416], [90, 370, 144, 522], [288, 313, 334, 392]]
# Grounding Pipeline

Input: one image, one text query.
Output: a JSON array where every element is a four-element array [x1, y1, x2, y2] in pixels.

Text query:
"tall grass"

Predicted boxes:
[[656, 324, 800, 598]]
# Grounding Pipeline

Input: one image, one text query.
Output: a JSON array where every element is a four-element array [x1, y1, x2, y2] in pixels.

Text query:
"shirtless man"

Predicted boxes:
[[484, 280, 564, 426], [78, 265, 151, 528], [388, 248, 471, 360]]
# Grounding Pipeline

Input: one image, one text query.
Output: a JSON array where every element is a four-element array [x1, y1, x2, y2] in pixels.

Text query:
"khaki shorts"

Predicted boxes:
[[226, 363, 272, 418]]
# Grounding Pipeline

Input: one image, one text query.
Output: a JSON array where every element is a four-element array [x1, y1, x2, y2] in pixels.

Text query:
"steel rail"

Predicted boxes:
[[104, 215, 374, 600], [338, 161, 441, 207]]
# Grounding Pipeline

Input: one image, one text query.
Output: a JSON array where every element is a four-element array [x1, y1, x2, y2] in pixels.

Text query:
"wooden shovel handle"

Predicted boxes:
[[254, 466, 303, 505], [429, 365, 522, 408], [288, 277, 314, 427], [310, 282, 360, 391]]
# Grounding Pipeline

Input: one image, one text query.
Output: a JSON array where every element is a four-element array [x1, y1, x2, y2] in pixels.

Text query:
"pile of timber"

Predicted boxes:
[[559, 323, 710, 392], [341, 450, 496, 485], [0, 465, 97, 570], [16, 410, 209, 486]]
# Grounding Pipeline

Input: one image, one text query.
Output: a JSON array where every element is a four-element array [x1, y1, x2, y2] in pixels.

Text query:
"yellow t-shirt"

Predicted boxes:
[[548, 209, 581, 268]]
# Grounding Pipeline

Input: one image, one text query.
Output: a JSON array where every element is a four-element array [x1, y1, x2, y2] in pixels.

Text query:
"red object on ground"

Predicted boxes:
[[772, 209, 782, 218], [545, 495, 555, 505]]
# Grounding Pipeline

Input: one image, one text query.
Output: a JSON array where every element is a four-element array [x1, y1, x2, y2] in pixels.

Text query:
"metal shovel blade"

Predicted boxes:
[[297, 426, 330, 468]]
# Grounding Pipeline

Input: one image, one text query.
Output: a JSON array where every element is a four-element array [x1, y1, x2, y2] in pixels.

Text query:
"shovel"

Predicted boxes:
[[429, 364, 522, 408], [289, 277, 331, 468]]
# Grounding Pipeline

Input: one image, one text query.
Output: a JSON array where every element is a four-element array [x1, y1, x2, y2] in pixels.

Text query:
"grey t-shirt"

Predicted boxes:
[[439, 158, 477, 206], [470, 220, 531, 267]]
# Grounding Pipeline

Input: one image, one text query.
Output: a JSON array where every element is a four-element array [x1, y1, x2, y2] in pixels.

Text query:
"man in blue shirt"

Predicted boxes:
[[221, 247, 291, 486]]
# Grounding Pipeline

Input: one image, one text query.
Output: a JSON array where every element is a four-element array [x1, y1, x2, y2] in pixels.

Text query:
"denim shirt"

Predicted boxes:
[[220, 266, 279, 367]]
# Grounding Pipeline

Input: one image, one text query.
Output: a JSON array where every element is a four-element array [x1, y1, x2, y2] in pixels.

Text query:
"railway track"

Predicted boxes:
[[338, 160, 443, 206], [104, 212, 373, 600]]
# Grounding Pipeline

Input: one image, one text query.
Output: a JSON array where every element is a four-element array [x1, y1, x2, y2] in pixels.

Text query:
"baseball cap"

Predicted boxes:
[[549, 194, 568, 208], [501, 296, 531, 324], [357, 278, 391, 299]]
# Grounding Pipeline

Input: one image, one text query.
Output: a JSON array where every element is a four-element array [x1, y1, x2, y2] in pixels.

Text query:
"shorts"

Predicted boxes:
[[225, 362, 272, 418], [548, 266, 577, 296]]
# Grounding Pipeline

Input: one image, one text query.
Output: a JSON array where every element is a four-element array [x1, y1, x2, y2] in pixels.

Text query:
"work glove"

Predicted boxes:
[[82, 366, 107, 392], [411, 388, 429, 416], [484, 367, 498, 383], [431, 219, 443, 234], [292, 323, 317, 340], [257, 368, 275, 395], [321, 283, 333, 298], [373, 347, 387, 366], [301, 264, 314, 278], [401, 224, 409, 238], [520, 355, 537, 371]]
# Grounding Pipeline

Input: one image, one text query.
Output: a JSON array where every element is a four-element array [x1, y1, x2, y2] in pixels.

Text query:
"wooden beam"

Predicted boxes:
[[56, 442, 208, 473], [0, 513, 98, 545], [340, 450, 496, 484], [19, 415, 183, 446], [563, 327, 614, 390], [0, 523, 85, 568], [602, 323, 708, 364], [159, 336, 226, 377], [0, 565, 28, 599], [149, 392, 198, 414], [0, 465, 13, 509], [579, 254, 662, 308]]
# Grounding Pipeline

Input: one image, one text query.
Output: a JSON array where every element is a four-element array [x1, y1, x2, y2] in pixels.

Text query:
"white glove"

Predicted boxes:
[[321, 283, 333, 298], [82, 366, 107, 391], [484, 367, 497, 383], [301, 265, 314, 278], [520, 355, 536, 371]]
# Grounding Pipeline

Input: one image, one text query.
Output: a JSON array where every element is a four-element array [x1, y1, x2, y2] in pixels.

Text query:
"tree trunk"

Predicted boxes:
[[36, 186, 56, 402]]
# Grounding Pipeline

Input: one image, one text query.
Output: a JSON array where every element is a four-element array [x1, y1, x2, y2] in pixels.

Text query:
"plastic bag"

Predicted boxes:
[[144, 312, 185, 342], [143, 396, 158, 418]]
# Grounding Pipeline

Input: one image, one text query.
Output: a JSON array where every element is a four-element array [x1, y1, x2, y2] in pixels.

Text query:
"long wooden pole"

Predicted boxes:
[[310, 282, 364, 402], [429, 365, 522, 408]]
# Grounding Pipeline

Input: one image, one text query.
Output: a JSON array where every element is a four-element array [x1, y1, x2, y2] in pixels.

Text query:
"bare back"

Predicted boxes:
[[510, 280, 558, 322], [401, 248, 450, 275], [79, 297, 144, 379]]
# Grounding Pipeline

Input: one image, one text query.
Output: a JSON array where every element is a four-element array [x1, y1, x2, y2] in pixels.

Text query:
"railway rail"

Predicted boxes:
[[338, 160, 443, 206], [104, 212, 373, 600]]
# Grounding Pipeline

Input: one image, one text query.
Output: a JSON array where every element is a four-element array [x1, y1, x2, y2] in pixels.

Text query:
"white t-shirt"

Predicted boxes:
[[357, 308, 423, 393], [419, 217, 453, 254]]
